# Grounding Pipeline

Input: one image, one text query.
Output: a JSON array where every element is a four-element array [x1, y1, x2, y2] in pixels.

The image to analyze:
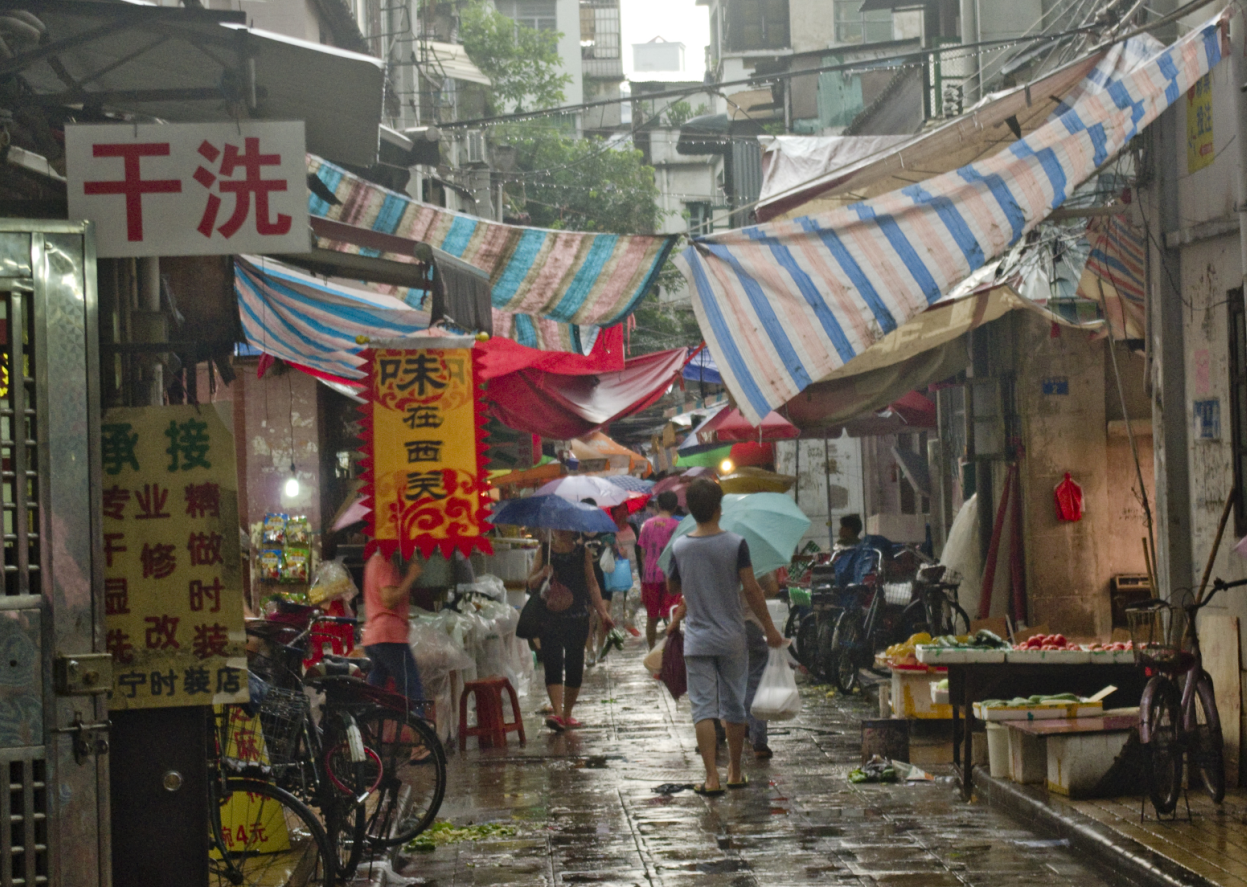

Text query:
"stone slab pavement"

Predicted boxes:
[[351, 636, 1130, 887]]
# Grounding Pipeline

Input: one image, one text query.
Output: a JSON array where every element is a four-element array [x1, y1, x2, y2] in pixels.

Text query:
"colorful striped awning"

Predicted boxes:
[[675, 13, 1228, 424], [235, 256, 430, 380], [308, 156, 676, 327]]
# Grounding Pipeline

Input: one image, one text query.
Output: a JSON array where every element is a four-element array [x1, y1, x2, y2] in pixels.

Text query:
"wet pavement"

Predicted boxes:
[[353, 633, 1129, 887]]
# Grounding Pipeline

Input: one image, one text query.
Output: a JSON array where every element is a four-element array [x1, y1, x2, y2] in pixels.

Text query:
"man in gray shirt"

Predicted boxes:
[[667, 478, 784, 795]]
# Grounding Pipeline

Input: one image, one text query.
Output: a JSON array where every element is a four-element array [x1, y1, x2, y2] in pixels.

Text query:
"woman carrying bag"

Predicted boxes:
[[526, 529, 614, 732]]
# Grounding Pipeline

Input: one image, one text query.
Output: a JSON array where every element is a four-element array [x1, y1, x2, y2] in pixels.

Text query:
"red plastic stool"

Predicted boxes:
[[458, 677, 525, 751]]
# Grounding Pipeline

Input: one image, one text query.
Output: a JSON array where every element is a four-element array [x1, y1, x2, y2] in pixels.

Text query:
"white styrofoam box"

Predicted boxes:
[[973, 701, 1103, 721], [1005, 648, 1091, 665], [892, 667, 952, 719], [916, 646, 1007, 665], [986, 723, 1010, 778], [930, 683, 949, 705], [1007, 726, 1046, 784], [1046, 730, 1132, 797]]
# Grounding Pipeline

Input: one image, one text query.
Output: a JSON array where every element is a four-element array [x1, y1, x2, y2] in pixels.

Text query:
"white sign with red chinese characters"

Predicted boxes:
[[66, 121, 310, 258]]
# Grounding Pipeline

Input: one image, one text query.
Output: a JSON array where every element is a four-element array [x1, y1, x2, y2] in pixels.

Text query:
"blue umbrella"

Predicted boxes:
[[605, 476, 654, 493], [490, 494, 618, 533]]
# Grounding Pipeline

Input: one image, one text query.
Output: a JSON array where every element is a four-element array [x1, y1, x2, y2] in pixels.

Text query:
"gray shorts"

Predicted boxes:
[[685, 653, 748, 724]]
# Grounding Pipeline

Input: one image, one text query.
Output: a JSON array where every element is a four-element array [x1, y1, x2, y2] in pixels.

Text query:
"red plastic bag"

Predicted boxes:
[[1054, 472, 1083, 522], [660, 628, 687, 701]]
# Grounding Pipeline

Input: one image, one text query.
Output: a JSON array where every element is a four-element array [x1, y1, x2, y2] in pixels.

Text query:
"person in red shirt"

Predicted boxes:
[[363, 551, 425, 704]]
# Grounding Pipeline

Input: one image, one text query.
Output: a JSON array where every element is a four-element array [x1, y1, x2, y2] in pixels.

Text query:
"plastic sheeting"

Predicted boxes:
[[941, 494, 982, 620]]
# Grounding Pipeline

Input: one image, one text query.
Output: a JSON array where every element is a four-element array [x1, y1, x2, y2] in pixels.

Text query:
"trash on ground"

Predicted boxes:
[[848, 755, 897, 783], [652, 782, 693, 794], [404, 821, 518, 852]]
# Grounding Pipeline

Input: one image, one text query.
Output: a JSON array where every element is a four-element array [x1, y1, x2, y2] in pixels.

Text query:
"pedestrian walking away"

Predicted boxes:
[[743, 569, 782, 759], [665, 478, 784, 795], [526, 529, 615, 732], [362, 550, 426, 707], [639, 490, 682, 649]]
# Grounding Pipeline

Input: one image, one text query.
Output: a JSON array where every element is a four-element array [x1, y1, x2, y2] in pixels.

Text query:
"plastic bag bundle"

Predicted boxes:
[[307, 558, 358, 605], [750, 647, 802, 721], [470, 574, 507, 601], [408, 620, 473, 679]]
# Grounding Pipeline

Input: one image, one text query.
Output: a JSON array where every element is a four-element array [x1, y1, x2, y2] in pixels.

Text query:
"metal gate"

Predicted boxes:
[[0, 221, 107, 887]]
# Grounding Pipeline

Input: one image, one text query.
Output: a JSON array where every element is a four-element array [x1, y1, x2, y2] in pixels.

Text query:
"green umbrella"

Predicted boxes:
[[658, 492, 811, 579], [675, 445, 731, 469]]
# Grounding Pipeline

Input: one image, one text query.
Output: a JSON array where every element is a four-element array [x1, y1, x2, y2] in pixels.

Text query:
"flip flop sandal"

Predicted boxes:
[[563, 717, 583, 728], [726, 775, 749, 789], [545, 716, 565, 732], [692, 783, 726, 796], [753, 746, 774, 760]]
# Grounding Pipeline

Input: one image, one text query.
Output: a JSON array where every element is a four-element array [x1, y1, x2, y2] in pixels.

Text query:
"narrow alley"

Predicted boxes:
[[368, 637, 1124, 887]]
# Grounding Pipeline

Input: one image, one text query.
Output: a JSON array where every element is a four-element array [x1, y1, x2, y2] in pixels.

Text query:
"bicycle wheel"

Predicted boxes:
[[322, 796, 366, 880], [942, 601, 970, 637], [1192, 674, 1225, 803], [209, 778, 334, 887], [815, 617, 838, 683], [831, 611, 863, 694], [897, 602, 929, 639], [1143, 678, 1182, 815], [357, 707, 447, 847], [795, 613, 819, 672]]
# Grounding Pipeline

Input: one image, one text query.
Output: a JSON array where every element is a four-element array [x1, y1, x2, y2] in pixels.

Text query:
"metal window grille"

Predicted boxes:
[[1, 753, 48, 887], [0, 290, 39, 598]]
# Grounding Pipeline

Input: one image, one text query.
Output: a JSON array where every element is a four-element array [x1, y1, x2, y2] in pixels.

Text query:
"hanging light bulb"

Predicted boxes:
[[719, 458, 735, 475], [284, 463, 300, 498]]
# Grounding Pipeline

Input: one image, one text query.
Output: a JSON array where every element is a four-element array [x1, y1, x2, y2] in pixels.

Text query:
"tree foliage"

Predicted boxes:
[[498, 121, 665, 234], [459, 1, 571, 113]]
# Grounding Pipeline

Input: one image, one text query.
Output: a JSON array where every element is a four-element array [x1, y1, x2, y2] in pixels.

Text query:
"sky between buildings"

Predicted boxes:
[[620, 0, 710, 80]]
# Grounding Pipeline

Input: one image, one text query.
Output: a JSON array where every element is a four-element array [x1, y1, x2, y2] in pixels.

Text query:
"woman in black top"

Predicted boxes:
[[526, 529, 613, 731]]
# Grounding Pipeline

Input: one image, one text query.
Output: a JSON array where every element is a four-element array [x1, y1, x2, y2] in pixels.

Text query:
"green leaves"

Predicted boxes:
[[459, 2, 571, 114]]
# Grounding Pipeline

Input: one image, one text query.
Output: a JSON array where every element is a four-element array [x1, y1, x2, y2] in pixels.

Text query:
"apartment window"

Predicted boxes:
[[1228, 288, 1247, 535], [687, 202, 712, 236], [725, 0, 789, 51], [834, 0, 892, 45], [498, 0, 556, 31]]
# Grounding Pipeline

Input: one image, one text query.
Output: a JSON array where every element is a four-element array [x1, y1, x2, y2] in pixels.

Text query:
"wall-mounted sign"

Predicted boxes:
[[1041, 376, 1069, 396], [1194, 398, 1221, 440], [101, 405, 247, 709], [66, 121, 309, 258], [362, 344, 493, 559], [1187, 73, 1215, 174]]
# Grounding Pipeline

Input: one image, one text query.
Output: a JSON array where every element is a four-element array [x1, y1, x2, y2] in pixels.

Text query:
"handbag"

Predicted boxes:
[[542, 575, 575, 613], [516, 592, 544, 640], [659, 627, 687, 700]]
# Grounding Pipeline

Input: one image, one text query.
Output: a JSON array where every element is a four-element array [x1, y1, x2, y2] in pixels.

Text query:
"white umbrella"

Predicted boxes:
[[534, 475, 642, 508]]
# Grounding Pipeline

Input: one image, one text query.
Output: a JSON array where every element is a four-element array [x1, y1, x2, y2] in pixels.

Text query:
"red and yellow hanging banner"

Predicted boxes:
[[361, 343, 493, 559]]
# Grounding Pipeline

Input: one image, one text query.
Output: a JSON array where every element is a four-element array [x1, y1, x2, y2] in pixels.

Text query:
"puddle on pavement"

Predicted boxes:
[[694, 858, 751, 873]]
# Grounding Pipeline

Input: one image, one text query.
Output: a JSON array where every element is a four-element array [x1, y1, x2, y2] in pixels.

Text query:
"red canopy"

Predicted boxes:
[[698, 407, 799, 443], [486, 348, 686, 439], [475, 325, 624, 379]]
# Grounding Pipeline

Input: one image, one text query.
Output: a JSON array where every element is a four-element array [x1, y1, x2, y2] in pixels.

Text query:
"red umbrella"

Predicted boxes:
[[697, 407, 799, 444]]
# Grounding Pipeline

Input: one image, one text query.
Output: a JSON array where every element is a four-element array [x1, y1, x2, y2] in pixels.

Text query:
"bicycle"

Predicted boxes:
[[1128, 577, 1246, 815], [248, 612, 447, 853], [245, 618, 383, 878], [897, 564, 969, 640], [829, 548, 915, 693], [207, 706, 335, 887]]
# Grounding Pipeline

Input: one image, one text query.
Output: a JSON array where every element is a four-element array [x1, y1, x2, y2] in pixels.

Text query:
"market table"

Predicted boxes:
[[945, 661, 1144, 799]]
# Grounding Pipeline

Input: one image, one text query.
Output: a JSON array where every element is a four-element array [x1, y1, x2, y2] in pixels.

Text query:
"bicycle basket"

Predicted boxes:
[[883, 582, 913, 606], [255, 687, 309, 765], [1125, 600, 1184, 671]]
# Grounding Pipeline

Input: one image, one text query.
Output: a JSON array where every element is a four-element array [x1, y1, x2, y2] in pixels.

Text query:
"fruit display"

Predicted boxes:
[[882, 632, 931, 666]]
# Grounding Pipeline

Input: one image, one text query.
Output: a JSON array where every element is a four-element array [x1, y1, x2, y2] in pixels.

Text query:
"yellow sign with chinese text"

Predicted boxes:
[[1187, 73, 1214, 174], [101, 405, 247, 710], [364, 347, 492, 559]]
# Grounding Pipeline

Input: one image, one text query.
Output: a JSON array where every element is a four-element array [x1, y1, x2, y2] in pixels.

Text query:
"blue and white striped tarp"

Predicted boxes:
[[235, 256, 430, 380], [675, 13, 1228, 424]]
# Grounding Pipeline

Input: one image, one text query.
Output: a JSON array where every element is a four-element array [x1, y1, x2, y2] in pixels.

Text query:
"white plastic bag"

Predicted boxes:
[[750, 647, 802, 721], [643, 637, 666, 673]]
